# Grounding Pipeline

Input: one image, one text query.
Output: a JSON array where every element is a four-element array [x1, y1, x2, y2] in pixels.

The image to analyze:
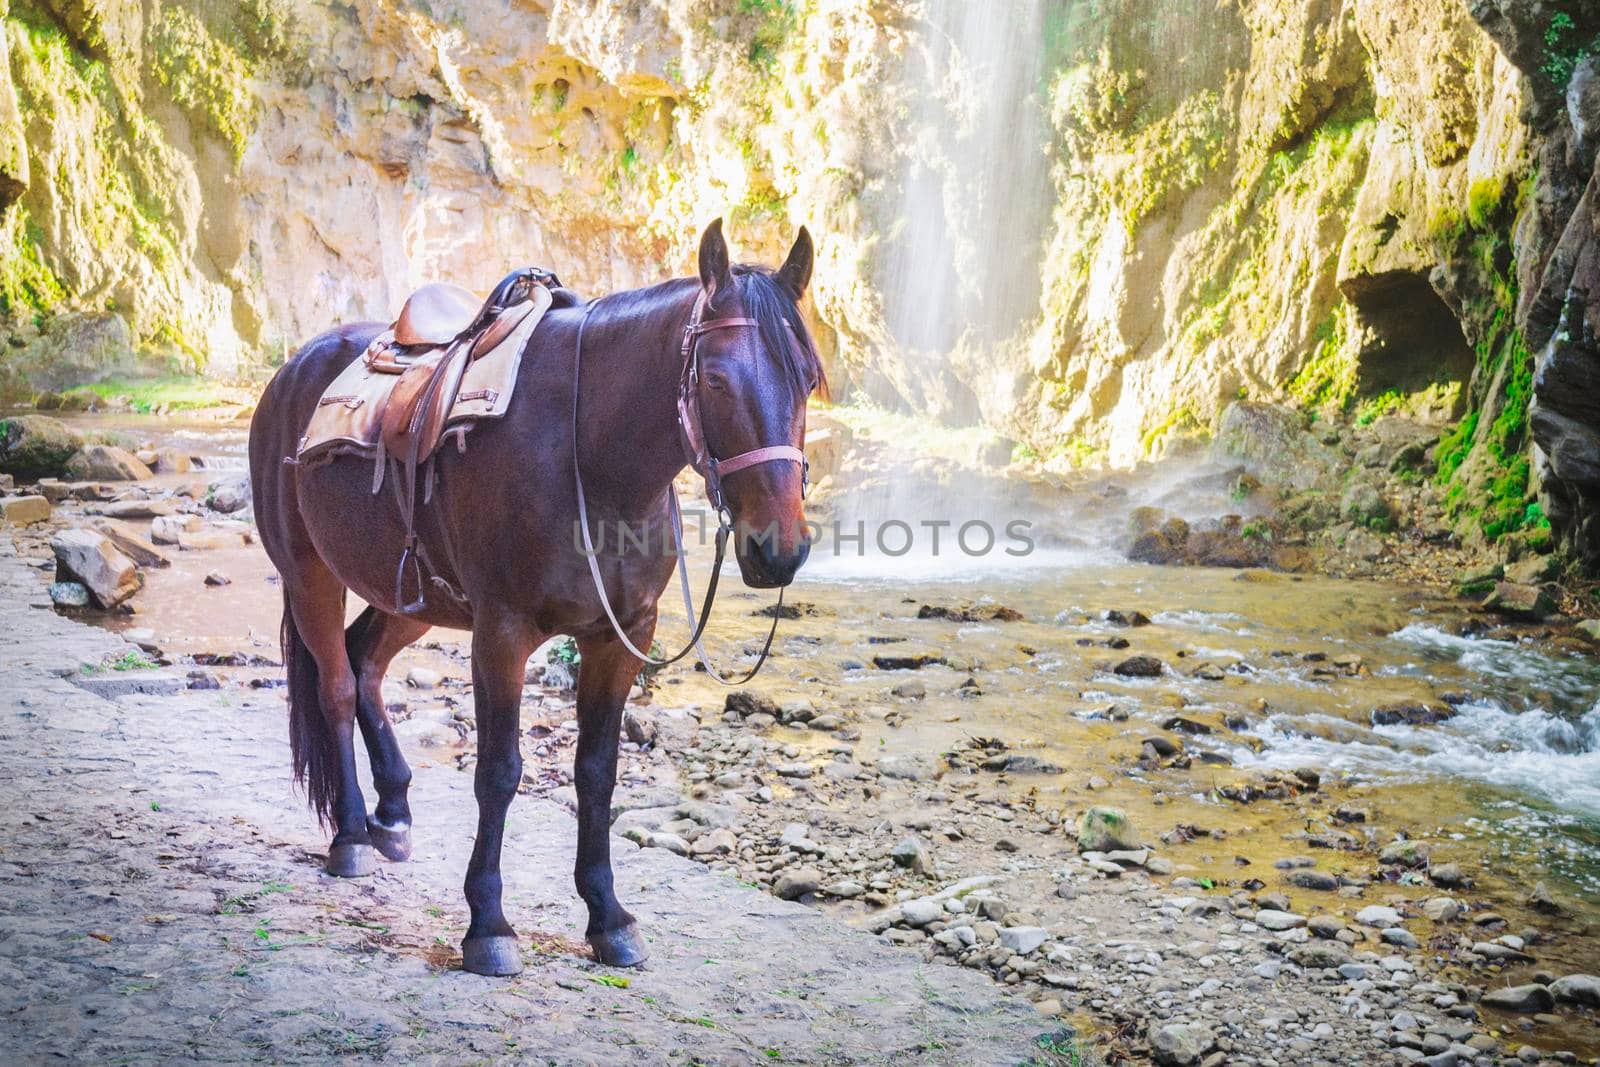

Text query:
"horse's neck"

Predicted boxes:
[[575, 286, 694, 519]]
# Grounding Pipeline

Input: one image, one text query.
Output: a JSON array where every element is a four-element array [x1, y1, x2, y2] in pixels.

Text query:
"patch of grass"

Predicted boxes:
[[63, 376, 244, 413], [1026, 1028, 1100, 1067], [221, 880, 294, 915]]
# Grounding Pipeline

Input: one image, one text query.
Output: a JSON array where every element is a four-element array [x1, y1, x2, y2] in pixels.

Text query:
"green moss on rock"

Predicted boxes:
[[0, 204, 63, 317], [150, 6, 257, 159]]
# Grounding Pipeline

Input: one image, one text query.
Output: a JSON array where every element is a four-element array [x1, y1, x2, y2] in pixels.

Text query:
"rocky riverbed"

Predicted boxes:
[[2, 407, 1598, 1065]]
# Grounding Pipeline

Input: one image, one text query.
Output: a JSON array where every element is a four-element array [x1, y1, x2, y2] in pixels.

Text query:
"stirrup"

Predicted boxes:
[[395, 540, 426, 615]]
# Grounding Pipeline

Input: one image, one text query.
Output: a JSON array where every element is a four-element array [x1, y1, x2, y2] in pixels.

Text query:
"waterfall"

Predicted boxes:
[[871, 1, 1056, 422]]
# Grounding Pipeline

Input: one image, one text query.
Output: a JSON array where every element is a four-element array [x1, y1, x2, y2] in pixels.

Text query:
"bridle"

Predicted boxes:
[[571, 287, 808, 683], [675, 290, 809, 518]]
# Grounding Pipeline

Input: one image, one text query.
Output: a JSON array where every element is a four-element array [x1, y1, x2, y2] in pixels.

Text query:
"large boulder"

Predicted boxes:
[[1077, 807, 1140, 852], [50, 528, 141, 608], [1480, 983, 1555, 1014], [0, 416, 85, 480], [0, 494, 51, 525], [1214, 402, 1334, 490], [8, 312, 135, 393], [64, 444, 153, 482], [1550, 974, 1600, 1007], [89, 518, 170, 568], [1481, 581, 1555, 620], [1149, 1022, 1212, 1067]]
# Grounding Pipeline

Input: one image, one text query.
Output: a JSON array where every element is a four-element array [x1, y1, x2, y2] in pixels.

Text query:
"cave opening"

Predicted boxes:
[[1341, 270, 1475, 405]]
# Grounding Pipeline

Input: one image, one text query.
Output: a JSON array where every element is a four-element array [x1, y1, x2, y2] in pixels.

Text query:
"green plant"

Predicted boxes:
[[1139, 406, 1199, 458], [547, 637, 580, 669], [1466, 176, 1506, 231], [1540, 12, 1599, 89], [1012, 442, 1041, 463], [105, 650, 158, 672], [1354, 390, 1404, 426], [1287, 302, 1358, 411], [739, 0, 798, 70], [0, 207, 66, 317], [1027, 1028, 1100, 1066], [150, 7, 259, 159]]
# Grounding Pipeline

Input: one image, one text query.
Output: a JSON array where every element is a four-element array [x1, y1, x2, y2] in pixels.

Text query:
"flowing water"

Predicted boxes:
[[42, 411, 1600, 1006]]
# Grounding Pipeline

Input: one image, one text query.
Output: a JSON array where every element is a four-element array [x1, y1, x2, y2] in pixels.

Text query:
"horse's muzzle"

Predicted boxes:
[[737, 532, 810, 588]]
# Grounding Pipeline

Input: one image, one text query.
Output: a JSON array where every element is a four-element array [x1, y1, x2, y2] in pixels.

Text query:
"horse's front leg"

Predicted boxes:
[[460, 617, 539, 977], [575, 626, 653, 966]]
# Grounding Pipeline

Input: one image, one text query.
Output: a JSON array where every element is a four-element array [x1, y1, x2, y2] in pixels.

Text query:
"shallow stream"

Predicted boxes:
[[55, 413, 1600, 990]]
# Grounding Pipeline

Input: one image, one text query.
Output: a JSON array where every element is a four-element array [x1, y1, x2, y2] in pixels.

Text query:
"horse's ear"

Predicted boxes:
[[777, 226, 813, 300], [698, 218, 732, 299]]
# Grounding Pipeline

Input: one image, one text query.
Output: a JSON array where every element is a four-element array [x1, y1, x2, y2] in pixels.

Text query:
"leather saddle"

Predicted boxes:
[[298, 266, 575, 614], [371, 268, 574, 465]]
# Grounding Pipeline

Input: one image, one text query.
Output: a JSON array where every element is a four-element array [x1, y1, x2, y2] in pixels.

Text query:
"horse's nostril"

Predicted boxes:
[[752, 537, 806, 585]]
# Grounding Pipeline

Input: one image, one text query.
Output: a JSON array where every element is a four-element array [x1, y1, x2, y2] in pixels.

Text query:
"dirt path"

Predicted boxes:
[[0, 539, 1048, 1065]]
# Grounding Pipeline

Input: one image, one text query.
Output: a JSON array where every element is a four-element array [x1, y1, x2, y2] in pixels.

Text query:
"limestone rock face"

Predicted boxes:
[[3, 0, 1598, 560], [1464, 4, 1600, 567]]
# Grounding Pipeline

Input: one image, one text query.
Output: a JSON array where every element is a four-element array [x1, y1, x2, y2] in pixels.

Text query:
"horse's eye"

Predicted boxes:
[[703, 371, 730, 393]]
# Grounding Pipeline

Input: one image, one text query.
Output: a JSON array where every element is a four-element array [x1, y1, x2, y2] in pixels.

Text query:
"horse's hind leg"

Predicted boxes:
[[346, 607, 430, 862], [281, 564, 378, 877]]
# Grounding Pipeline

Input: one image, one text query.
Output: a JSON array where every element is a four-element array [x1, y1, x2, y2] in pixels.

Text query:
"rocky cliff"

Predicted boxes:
[[2, 0, 1598, 565]]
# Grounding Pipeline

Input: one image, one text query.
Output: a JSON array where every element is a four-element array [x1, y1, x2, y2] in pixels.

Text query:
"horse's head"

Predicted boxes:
[[684, 219, 825, 589]]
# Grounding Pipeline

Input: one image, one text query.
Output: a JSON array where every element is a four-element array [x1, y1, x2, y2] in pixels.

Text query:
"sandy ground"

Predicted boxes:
[[0, 537, 1050, 1065]]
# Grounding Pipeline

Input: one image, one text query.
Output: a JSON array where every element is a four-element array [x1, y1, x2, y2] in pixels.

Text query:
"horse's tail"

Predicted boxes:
[[281, 591, 336, 827]]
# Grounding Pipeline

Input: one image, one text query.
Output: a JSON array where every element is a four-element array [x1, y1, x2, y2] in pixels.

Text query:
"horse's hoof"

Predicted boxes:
[[461, 936, 524, 976], [365, 817, 412, 862], [325, 842, 378, 878], [589, 923, 648, 968]]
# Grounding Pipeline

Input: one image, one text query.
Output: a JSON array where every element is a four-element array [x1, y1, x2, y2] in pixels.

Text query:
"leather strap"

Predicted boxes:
[[676, 290, 809, 514], [387, 269, 558, 615], [715, 444, 805, 478], [571, 294, 786, 680], [395, 340, 467, 613], [572, 301, 736, 667]]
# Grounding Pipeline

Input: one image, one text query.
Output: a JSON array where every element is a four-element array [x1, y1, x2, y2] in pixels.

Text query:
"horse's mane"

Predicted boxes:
[[587, 268, 827, 401], [729, 264, 829, 402]]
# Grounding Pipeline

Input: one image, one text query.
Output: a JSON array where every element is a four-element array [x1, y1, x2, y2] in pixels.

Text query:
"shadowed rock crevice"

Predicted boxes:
[[1341, 269, 1474, 403]]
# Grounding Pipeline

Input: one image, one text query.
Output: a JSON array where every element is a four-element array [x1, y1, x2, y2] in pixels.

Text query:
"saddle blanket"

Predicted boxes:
[[296, 285, 551, 464]]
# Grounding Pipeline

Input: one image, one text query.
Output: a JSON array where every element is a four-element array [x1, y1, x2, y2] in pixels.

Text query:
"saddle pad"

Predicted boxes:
[[296, 285, 551, 462]]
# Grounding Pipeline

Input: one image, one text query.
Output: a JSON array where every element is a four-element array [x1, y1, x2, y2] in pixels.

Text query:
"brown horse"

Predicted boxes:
[[248, 220, 822, 975]]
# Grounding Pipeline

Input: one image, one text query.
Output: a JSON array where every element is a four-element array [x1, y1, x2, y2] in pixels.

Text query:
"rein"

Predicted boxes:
[[570, 290, 805, 683]]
